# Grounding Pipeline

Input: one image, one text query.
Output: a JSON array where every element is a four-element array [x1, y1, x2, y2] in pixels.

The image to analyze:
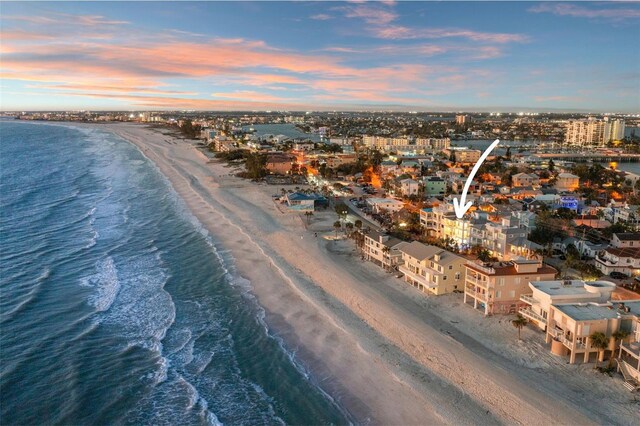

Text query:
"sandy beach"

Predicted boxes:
[[94, 123, 638, 425]]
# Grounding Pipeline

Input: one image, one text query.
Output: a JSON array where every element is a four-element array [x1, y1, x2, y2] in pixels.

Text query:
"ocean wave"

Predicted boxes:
[[81, 257, 121, 313]]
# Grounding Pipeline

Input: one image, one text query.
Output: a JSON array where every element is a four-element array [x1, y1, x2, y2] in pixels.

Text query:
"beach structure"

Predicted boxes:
[[284, 192, 327, 212], [464, 259, 557, 315], [363, 231, 408, 271], [398, 241, 467, 295], [518, 280, 616, 331], [545, 301, 639, 367]]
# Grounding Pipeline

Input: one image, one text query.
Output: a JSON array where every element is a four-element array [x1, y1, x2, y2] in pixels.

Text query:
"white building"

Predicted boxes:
[[519, 279, 616, 331]]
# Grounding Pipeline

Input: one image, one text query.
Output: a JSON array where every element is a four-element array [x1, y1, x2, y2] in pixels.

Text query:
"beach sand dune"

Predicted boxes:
[[100, 123, 635, 425]]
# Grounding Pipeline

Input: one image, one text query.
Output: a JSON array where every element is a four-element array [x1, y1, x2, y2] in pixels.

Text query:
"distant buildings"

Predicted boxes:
[[512, 173, 540, 188], [455, 114, 468, 125], [565, 118, 625, 146], [423, 176, 446, 197], [362, 136, 450, 152], [554, 172, 580, 192], [443, 148, 481, 164]]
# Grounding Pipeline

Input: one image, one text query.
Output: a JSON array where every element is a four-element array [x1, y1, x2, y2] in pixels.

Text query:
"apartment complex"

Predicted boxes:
[[464, 259, 557, 315], [443, 148, 482, 163], [398, 241, 467, 295], [362, 136, 450, 152], [564, 118, 625, 146]]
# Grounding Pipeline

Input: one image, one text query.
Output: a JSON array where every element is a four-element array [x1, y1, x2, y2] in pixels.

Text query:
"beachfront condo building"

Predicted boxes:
[[518, 280, 616, 331], [398, 241, 466, 295], [363, 231, 408, 271], [464, 259, 557, 315], [545, 301, 639, 367]]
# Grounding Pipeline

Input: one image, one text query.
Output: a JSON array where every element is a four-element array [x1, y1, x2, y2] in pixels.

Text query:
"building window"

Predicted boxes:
[[448, 265, 453, 270], [455, 272, 461, 280]]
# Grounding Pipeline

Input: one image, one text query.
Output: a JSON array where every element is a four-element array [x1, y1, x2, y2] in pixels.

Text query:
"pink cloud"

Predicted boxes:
[[529, 3, 640, 20]]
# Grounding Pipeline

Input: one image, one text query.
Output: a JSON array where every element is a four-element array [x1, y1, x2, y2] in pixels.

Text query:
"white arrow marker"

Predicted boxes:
[[453, 138, 500, 219]]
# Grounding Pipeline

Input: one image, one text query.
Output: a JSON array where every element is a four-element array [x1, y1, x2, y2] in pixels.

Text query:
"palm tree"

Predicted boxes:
[[354, 219, 362, 232], [589, 332, 609, 369], [608, 330, 630, 368], [381, 245, 391, 270], [304, 211, 313, 224], [333, 220, 341, 238], [345, 222, 354, 237], [511, 315, 528, 340]]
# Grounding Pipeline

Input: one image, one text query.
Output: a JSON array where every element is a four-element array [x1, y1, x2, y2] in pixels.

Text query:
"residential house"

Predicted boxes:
[[367, 197, 404, 213], [617, 301, 640, 390], [612, 232, 640, 248], [555, 173, 580, 192], [519, 279, 616, 331], [545, 302, 638, 366], [512, 173, 540, 188], [399, 178, 420, 197], [464, 259, 557, 315], [595, 247, 640, 276], [363, 231, 408, 271], [398, 241, 467, 295], [423, 176, 446, 197]]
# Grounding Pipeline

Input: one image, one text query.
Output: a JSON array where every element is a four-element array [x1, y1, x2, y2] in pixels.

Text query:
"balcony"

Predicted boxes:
[[466, 275, 489, 288], [520, 294, 535, 305], [519, 307, 547, 324], [465, 287, 488, 301], [399, 265, 431, 287]]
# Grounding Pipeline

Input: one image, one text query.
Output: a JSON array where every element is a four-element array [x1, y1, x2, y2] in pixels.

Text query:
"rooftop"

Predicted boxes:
[[554, 303, 621, 321], [530, 280, 616, 296], [400, 241, 464, 265], [613, 232, 640, 241]]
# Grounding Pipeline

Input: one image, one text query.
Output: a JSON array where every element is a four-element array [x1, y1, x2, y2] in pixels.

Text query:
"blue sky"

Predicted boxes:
[[1, 1, 639, 111]]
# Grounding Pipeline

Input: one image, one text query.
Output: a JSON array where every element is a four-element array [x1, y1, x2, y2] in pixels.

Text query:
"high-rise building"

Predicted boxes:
[[565, 118, 626, 146], [455, 114, 468, 125], [609, 119, 626, 141]]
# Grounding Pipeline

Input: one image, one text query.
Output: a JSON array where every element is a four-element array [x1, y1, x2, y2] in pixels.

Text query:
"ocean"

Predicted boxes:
[[0, 121, 348, 425]]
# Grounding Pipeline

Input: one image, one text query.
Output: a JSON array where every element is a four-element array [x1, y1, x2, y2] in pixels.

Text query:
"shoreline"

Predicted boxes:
[[72, 122, 635, 424]]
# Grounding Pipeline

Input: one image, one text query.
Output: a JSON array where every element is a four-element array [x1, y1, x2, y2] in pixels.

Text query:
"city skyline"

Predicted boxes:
[[1, 1, 639, 112]]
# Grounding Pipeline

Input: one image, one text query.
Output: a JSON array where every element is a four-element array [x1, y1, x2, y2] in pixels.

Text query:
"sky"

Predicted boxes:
[[1, 1, 639, 112]]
